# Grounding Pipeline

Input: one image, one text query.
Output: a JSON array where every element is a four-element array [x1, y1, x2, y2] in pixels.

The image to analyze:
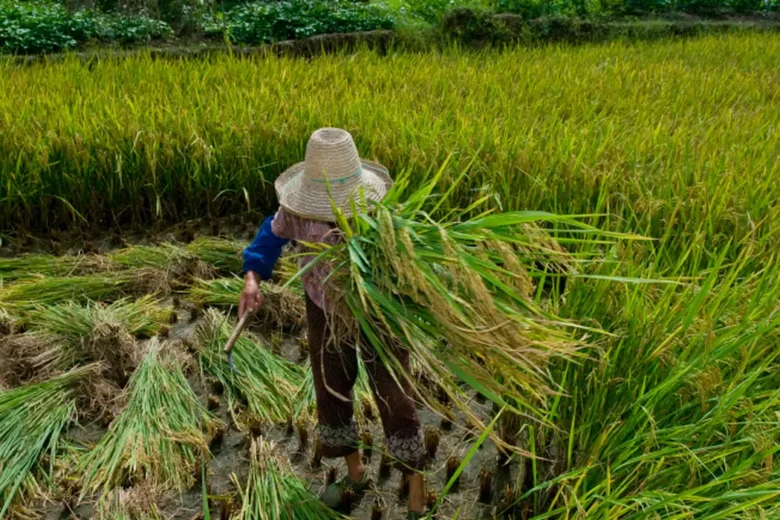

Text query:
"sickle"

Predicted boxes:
[[224, 311, 250, 375]]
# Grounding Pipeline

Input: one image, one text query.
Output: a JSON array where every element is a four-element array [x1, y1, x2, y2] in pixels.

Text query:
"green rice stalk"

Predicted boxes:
[[108, 244, 214, 286], [79, 339, 220, 497], [0, 254, 108, 282], [189, 277, 305, 329], [197, 309, 303, 427], [310, 170, 631, 437], [19, 297, 173, 386], [187, 237, 245, 276], [0, 366, 94, 517], [234, 438, 344, 520], [0, 269, 170, 312], [28, 296, 173, 340]]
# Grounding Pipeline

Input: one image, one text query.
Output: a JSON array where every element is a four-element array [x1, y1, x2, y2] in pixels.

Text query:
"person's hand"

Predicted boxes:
[[239, 272, 264, 317]]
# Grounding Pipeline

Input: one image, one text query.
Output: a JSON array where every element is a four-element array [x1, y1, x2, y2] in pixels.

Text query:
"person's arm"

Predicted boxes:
[[239, 213, 290, 316]]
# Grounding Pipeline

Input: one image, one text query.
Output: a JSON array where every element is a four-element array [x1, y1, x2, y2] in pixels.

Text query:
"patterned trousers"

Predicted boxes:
[[306, 295, 425, 472]]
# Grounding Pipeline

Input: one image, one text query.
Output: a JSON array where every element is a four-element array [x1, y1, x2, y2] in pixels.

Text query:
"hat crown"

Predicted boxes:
[[304, 128, 362, 182]]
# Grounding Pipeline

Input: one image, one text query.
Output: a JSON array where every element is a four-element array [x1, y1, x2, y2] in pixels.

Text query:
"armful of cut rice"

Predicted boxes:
[[307, 176, 630, 446]]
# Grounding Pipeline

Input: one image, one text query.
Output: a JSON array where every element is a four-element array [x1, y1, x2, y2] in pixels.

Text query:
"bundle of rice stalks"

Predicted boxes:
[[0, 269, 170, 312], [197, 309, 303, 426], [0, 332, 64, 387], [0, 366, 94, 517], [108, 244, 214, 288], [22, 297, 173, 387], [79, 339, 219, 496], [234, 438, 344, 520], [0, 253, 107, 282], [311, 171, 628, 436], [29, 296, 173, 340], [190, 277, 305, 329], [187, 237, 245, 275]]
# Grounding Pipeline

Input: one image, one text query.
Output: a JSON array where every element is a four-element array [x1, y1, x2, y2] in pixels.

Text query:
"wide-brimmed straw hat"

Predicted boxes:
[[275, 128, 393, 222]]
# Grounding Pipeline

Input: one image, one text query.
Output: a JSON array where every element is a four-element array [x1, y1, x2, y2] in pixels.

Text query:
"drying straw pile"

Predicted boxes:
[[235, 438, 344, 520], [197, 309, 303, 426], [0, 366, 94, 516], [190, 277, 305, 329], [79, 340, 219, 497], [311, 171, 624, 430]]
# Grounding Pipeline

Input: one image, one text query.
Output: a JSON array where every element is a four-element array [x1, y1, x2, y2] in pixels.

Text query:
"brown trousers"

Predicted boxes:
[[306, 296, 425, 472]]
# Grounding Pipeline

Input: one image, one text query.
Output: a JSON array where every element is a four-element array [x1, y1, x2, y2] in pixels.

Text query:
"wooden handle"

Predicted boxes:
[[224, 312, 250, 354]]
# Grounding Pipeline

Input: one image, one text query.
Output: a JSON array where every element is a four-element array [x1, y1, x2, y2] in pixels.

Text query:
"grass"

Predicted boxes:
[[0, 34, 776, 275], [0, 366, 94, 517], [196, 309, 304, 426], [78, 339, 219, 497], [235, 438, 344, 520]]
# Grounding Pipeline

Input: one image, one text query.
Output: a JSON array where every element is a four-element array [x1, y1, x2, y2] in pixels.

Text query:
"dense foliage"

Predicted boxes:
[[0, 0, 171, 53], [202, 0, 396, 44]]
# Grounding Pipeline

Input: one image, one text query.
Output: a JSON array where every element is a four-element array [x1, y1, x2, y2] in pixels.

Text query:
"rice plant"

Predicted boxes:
[[0, 269, 169, 312], [0, 253, 106, 282], [0, 366, 94, 517], [197, 309, 304, 426], [28, 296, 173, 340], [189, 277, 305, 329], [18, 297, 174, 385], [1, 35, 777, 275], [79, 339, 220, 496], [235, 438, 344, 520], [187, 237, 245, 276], [306, 168, 631, 437]]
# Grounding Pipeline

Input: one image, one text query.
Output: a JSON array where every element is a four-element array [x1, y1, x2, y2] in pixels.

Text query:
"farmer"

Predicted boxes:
[[239, 128, 426, 518]]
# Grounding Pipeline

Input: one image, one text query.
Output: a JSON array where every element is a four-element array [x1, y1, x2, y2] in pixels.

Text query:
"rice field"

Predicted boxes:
[[1, 32, 779, 519]]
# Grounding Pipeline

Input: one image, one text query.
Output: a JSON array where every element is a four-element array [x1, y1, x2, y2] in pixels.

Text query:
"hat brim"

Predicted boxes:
[[275, 160, 393, 222]]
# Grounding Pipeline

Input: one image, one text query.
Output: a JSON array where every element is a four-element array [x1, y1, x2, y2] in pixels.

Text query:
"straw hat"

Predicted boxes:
[[275, 128, 393, 222]]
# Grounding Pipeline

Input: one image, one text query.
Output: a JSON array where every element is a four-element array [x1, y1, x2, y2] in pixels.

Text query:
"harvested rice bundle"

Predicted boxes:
[[187, 237, 245, 275], [0, 269, 169, 312], [197, 309, 303, 426], [79, 340, 219, 496], [235, 438, 344, 520], [108, 244, 213, 287], [28, 296, 173, 340], [0, 366, 94, 517], [0, 332, 64, 387], [0, 253, 107, 282], [189, 277, 305, 329], [22, 297, 173, 387], [312, 173, 623, 434]]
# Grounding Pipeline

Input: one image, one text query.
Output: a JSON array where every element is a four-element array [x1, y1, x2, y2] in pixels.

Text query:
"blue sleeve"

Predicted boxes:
[[242, 215, 290, 280]]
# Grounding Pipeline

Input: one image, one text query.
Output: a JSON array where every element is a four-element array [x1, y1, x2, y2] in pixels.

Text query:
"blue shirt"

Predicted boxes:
[[242, 215, 289, 280]]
